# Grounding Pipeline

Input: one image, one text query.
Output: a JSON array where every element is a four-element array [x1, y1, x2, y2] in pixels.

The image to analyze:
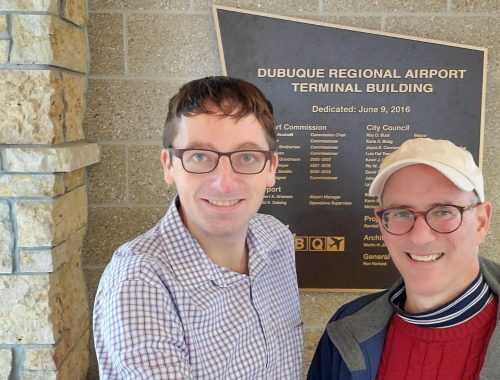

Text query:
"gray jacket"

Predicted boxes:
[[308, 257, 500, 379]]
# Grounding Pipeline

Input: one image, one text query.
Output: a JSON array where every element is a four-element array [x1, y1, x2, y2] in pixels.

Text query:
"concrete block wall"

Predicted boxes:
[[0, 0, 100, 378], [84, 1, 500, 378]]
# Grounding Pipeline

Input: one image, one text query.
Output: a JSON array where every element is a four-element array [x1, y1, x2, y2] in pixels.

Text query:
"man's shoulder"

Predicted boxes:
[[102, 219, 170, 284], [249, 213, 294, 253], [114, 204, 185, 259], [115, 220, 164, 259], [251, 213, 291, 235]]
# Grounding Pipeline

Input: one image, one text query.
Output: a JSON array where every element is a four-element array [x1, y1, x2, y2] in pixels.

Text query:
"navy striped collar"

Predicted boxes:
[[390, 273, 494, 328]]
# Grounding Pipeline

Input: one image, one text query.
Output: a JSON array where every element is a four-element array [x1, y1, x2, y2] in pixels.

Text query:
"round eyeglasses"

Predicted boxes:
[[376, 204, 481, 235], [168, 148, 273, 175]]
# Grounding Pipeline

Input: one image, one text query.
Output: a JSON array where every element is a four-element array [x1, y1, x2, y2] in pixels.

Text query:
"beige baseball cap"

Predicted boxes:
[[368, 137, 484, 202]]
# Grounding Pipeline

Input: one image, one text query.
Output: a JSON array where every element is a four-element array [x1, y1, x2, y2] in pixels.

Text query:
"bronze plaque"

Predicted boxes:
[[214, 6, 487, 290]]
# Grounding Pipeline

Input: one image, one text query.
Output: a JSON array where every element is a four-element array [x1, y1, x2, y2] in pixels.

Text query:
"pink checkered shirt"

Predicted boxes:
[[93, 198, 304, 379]]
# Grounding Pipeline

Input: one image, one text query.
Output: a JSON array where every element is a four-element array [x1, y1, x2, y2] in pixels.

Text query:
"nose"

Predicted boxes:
[[407, 214, 436, 244], [210, 156, 239, 192]]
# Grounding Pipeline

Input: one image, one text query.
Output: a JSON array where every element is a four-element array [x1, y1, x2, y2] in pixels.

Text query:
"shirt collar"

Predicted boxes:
[[247, 216, 275, 276], [159, 197, 276, 289], [159, 197, 214, 289], [390, 272, 493, 327]]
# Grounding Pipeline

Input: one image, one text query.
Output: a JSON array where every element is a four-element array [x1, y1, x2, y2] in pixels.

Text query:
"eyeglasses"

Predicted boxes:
[[376, 204, 481, 235], [168, 148, 273, 174]]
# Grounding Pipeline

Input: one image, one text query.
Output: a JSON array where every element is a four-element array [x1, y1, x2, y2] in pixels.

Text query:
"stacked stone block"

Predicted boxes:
[[0, 0, 99, 378]]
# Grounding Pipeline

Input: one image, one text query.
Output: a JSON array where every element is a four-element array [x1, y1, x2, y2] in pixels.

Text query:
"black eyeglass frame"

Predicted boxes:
[[376, 203, 481, 235], [168, 148, 274, 175]]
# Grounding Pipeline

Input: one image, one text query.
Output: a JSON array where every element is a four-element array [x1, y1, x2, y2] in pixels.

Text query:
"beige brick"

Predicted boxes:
[[15, 186, 87, 247], [88, 13, 124, 75], [87, 144, 126, 205], [300, 291, 364, 327], [0, 174, 65, 197], [53, 329, 89, 380], [480, 146, 500, 263], [20, 248, 59, 273], [305, 15, 382, 31], [483, 207, 500, 263], [0, 40, 9, 62], [0, 202, 13, 273], [84, 206, 167, 266], [24, 347, 57, 371], [50, 17, 88, 72], [304, 327, 323, 377], [0, 70, 64, 144], [129, 145, 177, 205], [128, 14, 220, 76], [11, 14, 88, 72], [2, 142, 100, 172], [87, 339, 99, 380], [62, 73, 85, 142], [20, 371, 56, 380], [196, 0, 319, 14], [385, 16, 500, 77], [11, 15, 52, 64], [483, 147, 500, 210], [84, 79, 178, 141], [0, 0, 58, 12], [484, 82, 500, 146], [23, 254, 89, 370], [0, 15, 7, 33], [63, 168, 85, 192], [84, 266, 104, 311], [51, 256, 89, 348], [0, 275, 54, 344], [20, 227, 85, 273], [0, 257, 90, 350], [63, 0, 87, 26], [451, 0, 500, 12], [89, 0, 189, 11], [323, 0, 446, 12], [0, 349, 12, 378]]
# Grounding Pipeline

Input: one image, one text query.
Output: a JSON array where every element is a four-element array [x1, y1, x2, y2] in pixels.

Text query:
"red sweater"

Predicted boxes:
[[377, 297, 498, 380]]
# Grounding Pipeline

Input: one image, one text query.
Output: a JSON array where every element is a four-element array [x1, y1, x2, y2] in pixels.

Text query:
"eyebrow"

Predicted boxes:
[[383, 201, 465, 210], [183, 142, 267, 151]]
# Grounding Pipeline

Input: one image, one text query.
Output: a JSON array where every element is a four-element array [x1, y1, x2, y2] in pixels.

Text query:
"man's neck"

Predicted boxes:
[[177, 203, 250, 274], [404, 271, 481, 313], [201, 237, 249, 275]]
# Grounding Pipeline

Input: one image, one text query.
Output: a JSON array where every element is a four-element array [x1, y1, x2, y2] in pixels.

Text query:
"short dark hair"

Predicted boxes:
[[163, 76, 277, 150]]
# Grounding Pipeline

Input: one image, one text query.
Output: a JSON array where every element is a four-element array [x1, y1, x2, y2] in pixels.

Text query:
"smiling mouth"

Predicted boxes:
[[207, 199, 241, 207], [407, 253, 444, 262]]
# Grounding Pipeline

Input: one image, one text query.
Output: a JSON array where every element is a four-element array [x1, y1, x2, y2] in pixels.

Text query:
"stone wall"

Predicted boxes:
[[0, 0, 99, 378], [84, 1, 500, 379]]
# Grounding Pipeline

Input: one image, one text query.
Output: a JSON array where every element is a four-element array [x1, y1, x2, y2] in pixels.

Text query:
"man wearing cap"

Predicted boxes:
[[308, 137, 500, 379]]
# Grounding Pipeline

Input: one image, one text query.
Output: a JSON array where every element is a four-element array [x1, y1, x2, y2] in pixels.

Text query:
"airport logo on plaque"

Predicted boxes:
[[295, 236, 346, 253]]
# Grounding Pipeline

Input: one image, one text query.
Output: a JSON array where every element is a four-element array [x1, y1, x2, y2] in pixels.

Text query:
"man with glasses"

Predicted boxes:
[[93, 76, 303, 378], [308, 138, 500, 379]]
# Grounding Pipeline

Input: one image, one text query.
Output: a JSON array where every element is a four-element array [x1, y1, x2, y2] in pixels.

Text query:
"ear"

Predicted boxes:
[[475, 201, 492, 245], [266, 152, 278, 188], [161, 149, 175, 185]]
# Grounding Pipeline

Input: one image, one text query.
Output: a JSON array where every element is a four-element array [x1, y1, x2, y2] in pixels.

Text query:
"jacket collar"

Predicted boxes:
[[478, 257, 500, 379], [326, 280, 400, 372]]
